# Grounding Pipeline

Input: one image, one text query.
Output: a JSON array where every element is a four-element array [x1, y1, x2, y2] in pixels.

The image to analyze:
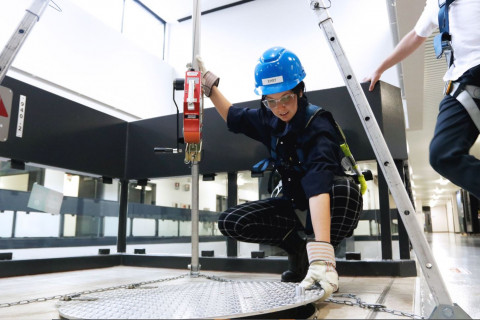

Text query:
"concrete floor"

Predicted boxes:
[[0, 233, 478, 319]]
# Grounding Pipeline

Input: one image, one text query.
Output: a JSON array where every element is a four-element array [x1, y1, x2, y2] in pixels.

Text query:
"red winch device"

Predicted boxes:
[[183, 70, 202, 145]]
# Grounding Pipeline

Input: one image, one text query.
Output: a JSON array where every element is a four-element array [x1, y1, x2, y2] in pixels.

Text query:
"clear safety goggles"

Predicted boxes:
[[262, 93, 296, 109]]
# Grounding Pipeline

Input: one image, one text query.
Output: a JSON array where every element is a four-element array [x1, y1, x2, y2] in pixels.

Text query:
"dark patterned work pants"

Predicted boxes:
[[218, 178, 362, 248]]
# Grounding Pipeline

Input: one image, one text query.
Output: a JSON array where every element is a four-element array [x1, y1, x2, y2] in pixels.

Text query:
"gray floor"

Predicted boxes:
[[421, 233, 480, 318], [0, 232, 478, 319]]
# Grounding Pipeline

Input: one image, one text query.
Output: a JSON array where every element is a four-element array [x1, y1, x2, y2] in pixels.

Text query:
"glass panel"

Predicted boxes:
[[120, 174, 227, 255], [0, 156, 403, 261], [237, 171, 260, 203], [0, 173, 28, 191], [132, 218, 156, 236], [0, 210, 14, 237], [15, 212, 60, 237], [104, 217, 119, 237], [349, 160, 383, 260], [63, 214, 77, 237], [158, 220, 178, 237]]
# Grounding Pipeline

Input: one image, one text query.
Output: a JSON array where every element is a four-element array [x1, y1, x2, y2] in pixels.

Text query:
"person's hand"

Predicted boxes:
[[363, 70, 382, 92], [299, 241, 338, 301], [194, 55, 219, 97], [195, 55, 207, 74]]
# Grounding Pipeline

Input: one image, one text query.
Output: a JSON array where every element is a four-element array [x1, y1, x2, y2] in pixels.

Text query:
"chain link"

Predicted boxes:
[[197, 273, 234, 282], [325, 293, 424, 319], [0, 273, 189, 308], [1, 274, 424, 320]]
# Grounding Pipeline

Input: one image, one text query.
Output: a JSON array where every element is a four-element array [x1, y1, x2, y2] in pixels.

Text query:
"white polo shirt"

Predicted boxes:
[[414, 0, 480, 81]]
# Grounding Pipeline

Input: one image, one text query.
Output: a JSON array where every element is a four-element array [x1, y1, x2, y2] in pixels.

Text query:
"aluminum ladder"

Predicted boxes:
[[306, 1, 470, 318]]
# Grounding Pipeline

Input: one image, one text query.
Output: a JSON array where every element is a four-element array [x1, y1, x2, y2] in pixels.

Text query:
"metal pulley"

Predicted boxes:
[[183, 70, 203, 163]]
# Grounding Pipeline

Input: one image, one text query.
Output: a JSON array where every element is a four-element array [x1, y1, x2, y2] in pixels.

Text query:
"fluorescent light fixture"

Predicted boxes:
[[438, 178, 449, 185], [135, 185, 152, 191]]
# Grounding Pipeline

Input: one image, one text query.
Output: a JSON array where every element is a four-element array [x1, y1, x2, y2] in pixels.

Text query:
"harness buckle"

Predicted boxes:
[[444, 80, 453, 95], [433, 32, 452, 59]]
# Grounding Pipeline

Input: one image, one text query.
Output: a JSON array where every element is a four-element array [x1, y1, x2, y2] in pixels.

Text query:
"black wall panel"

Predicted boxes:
[[0, 77, 127, 178], [125, 108, 269, 179], [126, 81, 407, 179], [0, 77, 406, 180]]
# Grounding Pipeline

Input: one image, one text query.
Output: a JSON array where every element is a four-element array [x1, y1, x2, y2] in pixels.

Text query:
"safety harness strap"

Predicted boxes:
[[251, 158, 273, 174], [449, 82, 480, 132], [434, 0, 455, 66], [251, 104, 368, 194]]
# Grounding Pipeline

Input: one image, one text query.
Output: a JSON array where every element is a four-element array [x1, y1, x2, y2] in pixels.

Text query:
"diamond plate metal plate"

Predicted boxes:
[[57, 280, 324, 319]]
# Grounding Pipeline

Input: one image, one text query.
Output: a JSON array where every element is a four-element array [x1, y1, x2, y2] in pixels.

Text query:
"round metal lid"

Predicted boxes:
[[57, 280, 324, 319]]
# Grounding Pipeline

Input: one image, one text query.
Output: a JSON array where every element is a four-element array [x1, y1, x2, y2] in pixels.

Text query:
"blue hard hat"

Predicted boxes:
[[254, 47, 306, 96]]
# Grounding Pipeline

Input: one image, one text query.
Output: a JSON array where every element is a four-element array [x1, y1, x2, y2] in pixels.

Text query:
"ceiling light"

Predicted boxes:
[[135, 185, 152, 191], [438, 178, 449, 185]]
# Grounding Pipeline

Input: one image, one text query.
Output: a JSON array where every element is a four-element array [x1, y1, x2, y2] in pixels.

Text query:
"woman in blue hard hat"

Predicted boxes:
[[197, 47, 362, 299]]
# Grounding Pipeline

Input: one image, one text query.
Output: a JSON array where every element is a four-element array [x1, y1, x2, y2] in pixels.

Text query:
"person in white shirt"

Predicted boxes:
[[365, 0, 480, 199]]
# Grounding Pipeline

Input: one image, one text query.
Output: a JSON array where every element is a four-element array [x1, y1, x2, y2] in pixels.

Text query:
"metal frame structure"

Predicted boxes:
[[306, 1, 470, 318], [0, 0, 50, 84], [188, 0, 202, 277]]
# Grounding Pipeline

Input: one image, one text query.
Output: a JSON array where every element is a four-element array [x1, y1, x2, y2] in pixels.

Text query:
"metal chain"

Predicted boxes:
[[1, 274, 422, 319], [0, 273, 189, 308], [326, 293, 425, 319], [197, 273, 234, 282]]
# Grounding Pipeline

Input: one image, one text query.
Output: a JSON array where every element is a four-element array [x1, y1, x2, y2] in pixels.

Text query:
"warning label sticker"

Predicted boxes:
[[0, 86, 13, 142]]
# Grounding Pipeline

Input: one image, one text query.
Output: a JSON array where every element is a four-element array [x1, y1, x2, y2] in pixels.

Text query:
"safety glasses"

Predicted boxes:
[[262, 93, 296, 109]]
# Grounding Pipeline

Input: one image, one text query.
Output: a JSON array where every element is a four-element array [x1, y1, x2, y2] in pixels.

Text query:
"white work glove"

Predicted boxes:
[[300, 241, 338, 301], [195, 55, 219, 97]]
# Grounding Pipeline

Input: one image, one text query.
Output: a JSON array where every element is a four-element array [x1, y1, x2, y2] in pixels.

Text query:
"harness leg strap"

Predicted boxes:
[[449, 83, 480, 132]]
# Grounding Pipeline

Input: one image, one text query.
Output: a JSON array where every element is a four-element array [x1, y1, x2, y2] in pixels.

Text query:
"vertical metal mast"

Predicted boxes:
[[307, 1, 470, 318], [0, 0, 50, 84], [189, 0, 202, 277]]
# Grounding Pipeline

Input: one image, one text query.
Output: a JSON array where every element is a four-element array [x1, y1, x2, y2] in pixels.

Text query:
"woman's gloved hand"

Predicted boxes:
[[299, 241, 338, 301], [195, 55, 219, 97]]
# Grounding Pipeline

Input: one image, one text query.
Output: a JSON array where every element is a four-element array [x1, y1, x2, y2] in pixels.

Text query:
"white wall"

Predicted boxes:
[[43, 168, 65, 193], [152, 177, 193, 208], [446, 199, 455, 233], [1, 0, 398, 121], [431, 205, 449, 232], [0, 0, 174, 120], [101, 180, 120, 201], [152, 175, 231, 211], [451, 192, 461, 233], [0, 211, 14, 237], [15, 211, 60, 237], [167, 0, 398, 110]]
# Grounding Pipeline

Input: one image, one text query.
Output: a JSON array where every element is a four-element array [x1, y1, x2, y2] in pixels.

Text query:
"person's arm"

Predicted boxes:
[[365, 29, 427, 91], [298, 116, 342, 298], [309, 193, 330, 242], [209, 86, 231, 122], [195, 56, 231, 122], [300, 194, 338, 298]]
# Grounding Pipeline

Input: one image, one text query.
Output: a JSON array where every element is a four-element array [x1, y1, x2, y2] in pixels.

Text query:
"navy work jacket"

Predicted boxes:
[[227, 99, 345, 210]]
